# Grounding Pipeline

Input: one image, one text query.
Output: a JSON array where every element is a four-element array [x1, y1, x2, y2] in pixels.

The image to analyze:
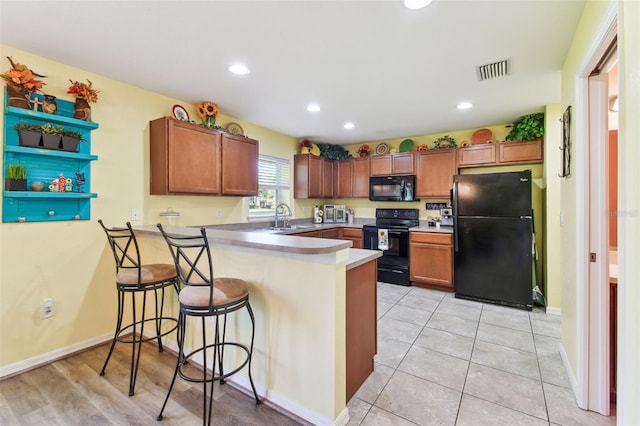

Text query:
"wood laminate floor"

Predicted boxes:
[[0, 341, 303, 426]]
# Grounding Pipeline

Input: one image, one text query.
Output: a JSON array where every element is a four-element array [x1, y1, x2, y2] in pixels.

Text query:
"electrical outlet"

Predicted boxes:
[[302, 206, 308, 215], [131, 208, 140, 221], [40, 298, 54, 319], [217, 208, 222, 218]]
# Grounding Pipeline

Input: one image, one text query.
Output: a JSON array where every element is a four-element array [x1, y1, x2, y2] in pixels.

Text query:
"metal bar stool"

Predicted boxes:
[[98, 220, 179, 396], [156, 225, 260, 425]]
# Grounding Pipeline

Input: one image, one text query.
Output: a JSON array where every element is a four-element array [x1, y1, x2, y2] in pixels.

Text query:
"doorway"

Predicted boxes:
[[574, 3, 617, 416]]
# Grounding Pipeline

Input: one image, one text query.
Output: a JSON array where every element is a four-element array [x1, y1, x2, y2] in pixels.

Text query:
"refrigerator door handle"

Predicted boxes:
[[453, 180, 459, 252]]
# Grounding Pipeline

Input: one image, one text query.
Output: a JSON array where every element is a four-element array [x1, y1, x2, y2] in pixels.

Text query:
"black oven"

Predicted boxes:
[[362, 208, 419, 286]]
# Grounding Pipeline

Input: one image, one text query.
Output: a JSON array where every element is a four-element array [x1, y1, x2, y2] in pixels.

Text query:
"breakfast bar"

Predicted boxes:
[[133, 225, 381, 426]]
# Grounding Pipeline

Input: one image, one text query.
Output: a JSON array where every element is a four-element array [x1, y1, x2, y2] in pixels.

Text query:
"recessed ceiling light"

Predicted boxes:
[[457, 102, 473, 110], [307, 103, 321, 112], [344, 122, 355, 130], [228, 63, 250, 75], [404, 0, 433, 10]]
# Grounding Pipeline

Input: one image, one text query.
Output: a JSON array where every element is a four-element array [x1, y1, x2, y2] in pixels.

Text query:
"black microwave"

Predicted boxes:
[[369, 175, 416, 202]]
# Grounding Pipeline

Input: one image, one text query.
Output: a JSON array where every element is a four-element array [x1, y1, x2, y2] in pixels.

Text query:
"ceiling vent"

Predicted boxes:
[[476, 59, 510, 81]]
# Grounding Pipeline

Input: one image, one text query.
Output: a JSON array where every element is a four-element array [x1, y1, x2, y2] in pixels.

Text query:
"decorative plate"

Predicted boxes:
[[471, 128, 493, 144], [375, 142, 389, 155], [310, 143, 321, 156], [399, 138, 415, 152], [226, 122, 244, 136], [172, 104, 189, 121]]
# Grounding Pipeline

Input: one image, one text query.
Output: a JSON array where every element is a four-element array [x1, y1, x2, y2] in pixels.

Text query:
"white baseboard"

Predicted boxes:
[[0, 332, 113, 380], [559, 343, 579, 398], [546, 306, 562, 316]]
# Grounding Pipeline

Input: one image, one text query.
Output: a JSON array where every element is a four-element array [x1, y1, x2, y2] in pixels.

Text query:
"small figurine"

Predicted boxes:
[[75, 172, 85, 192]]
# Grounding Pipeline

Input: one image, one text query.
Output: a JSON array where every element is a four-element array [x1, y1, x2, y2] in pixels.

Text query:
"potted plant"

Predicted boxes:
[[61, 129, 83, 152], [40, 123, 63, 149], [13, 122, 42, 147], [5, 164, 28, 191], [67, 79, 99, 121], [505, 112, 545, 142], [2, 56, 46, 109]]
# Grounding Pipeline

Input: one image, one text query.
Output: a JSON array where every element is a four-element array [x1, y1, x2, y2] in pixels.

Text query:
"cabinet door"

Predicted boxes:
[[322, 159, 334, 198], [221, 134, 259, 195], [498, 139, 543, 164], [392, 153, 414, 174], [415, 149, 457, 198], [457, 144, 496, 167], [352, 157, 370, 198], [409, 232, 453, 288], [335, 159, 353, 198], [294, 154, 322, 198], [370, 155, 392, 176], [340, 228, 363, 248], [150, 117, 221, 194]]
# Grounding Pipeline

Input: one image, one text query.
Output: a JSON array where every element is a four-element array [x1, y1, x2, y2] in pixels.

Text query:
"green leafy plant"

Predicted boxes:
[[13, 122, 41, 132], [40, 123, 64, 135], [505, 112, 545, 141], [318, 143, 352, 160], [433, 135, 457, 149], [7, 164, 28, 179], [62, 129, 83, 139]]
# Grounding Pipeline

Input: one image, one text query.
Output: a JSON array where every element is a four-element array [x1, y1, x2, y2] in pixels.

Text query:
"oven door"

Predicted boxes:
[[364, 227, 408, 255]]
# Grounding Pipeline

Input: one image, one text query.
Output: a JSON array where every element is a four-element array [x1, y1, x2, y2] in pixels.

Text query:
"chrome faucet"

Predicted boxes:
[[274, 203, 292, 229]]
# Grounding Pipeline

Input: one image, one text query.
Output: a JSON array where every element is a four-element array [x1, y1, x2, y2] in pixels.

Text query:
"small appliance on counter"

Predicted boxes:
[[440, 208, 453, 226], [323, 204, 347, 223], [313, 205, 323, 223]]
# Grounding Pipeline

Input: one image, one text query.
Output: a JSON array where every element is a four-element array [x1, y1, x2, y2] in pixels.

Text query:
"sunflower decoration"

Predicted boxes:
[[196, 101, 219, 129]]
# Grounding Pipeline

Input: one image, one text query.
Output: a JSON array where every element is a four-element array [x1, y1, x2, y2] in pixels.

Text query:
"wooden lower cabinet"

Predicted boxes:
[[296, 230, 322, 238], [346, 259, 377, 401], [340, 228, 363, 248], [409, 232, 453, 290], [321, 228, 340, 238]]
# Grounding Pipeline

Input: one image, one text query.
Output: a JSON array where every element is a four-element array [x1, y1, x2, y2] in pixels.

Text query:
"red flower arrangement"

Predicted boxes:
[[67, 79, 99, 103]]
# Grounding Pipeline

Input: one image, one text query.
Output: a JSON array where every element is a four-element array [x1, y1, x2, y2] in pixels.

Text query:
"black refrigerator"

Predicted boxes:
[[452, 170, 533, 310]]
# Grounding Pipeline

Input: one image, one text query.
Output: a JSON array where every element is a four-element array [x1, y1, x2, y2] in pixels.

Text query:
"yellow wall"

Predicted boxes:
[[0, 45, 297, 369], [557, 0, 613, 380]]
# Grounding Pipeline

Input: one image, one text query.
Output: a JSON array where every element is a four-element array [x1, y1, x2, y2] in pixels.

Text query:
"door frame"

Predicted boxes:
[[573, 2, 617, 414]]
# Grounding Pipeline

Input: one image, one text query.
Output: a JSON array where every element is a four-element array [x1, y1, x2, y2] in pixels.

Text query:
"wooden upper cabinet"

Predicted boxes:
[[458, 139, 543, 168], [352, 157, 370, 198], [322, 159, 334, 198], [457, 144, 496, 167], [370, 153, 414, 176], [334, 159, 353, 198], [221, 133, 259, 196], [150, 117, 221, 195], [415, 149, 457, 198], [294, 154, 323, 198], [498, 140, 543, 164]]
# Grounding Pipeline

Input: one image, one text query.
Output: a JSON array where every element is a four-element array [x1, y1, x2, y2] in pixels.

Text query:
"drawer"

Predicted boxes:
[[410, 232, 452, 245], [341, 228, 362, 238]]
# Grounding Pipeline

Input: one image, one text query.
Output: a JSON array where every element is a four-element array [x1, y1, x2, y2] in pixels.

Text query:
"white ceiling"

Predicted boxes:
[[0, 0, 585, 145]]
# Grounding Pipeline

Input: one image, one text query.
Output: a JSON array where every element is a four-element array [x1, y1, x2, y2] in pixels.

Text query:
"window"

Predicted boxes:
[[249, 155, 291, 219]]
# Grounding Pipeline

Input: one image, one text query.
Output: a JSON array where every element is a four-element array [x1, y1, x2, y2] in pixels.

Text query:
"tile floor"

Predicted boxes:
[[347, 283, 616, 426]]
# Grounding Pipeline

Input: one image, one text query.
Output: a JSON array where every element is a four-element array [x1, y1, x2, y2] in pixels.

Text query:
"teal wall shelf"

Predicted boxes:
[[3, 90, 99, 223]]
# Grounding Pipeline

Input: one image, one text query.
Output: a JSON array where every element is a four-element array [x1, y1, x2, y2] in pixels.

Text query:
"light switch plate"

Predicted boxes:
[[131, 208, 140, 221]]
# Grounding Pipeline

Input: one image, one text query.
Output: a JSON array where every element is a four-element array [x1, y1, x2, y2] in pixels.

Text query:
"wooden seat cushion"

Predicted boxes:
[[116, 263, 177, 286], [179, 277, 249, 308]]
